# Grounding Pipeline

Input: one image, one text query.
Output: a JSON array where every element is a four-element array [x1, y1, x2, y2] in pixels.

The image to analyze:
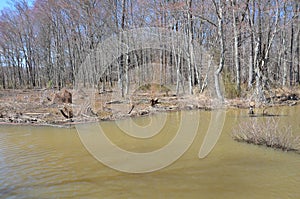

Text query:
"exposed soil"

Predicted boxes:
[[0, 87, 299, 127]]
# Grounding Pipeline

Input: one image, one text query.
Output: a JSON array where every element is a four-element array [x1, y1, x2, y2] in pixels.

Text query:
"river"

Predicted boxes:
[[0, 105, 300, 198]]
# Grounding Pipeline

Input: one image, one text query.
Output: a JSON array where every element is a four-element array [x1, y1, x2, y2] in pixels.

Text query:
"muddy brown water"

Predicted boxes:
[[0, 105, 300, 198]]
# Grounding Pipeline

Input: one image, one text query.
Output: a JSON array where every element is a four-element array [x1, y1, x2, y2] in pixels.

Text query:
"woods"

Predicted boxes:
[[0, 0, 299, 101]]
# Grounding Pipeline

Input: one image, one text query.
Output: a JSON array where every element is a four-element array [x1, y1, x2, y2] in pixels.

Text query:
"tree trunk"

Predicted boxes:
[[296, 2, 300, 84], [248, 1, 255, 89], [289, 22, 294, 86], [187, 0, 193, 95], [283, 35, 288, 86], [214, 0, 225, 101], [232, 0, 241, 94]]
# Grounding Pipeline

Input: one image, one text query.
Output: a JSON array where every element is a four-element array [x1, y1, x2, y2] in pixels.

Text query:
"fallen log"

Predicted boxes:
[[106, 100, 123, 104], [86, 106, 98, 117]]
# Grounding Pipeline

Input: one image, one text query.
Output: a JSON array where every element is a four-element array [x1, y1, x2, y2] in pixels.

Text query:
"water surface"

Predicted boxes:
[[0, 106, 299, 198]]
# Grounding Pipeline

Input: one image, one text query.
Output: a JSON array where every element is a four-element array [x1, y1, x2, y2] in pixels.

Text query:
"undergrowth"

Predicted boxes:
[[232, 118, 300, 152]]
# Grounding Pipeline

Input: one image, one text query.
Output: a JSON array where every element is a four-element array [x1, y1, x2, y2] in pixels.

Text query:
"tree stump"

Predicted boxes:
[[150, 98, 159, 107], [52, 89, 72, 104], [249, 101, 255, 115]]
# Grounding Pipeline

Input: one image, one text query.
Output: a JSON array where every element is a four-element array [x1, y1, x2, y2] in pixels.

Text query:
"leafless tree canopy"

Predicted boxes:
[[0, 0, 299, 101]]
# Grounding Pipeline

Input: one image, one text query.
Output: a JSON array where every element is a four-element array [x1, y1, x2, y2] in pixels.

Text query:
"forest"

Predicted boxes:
[[0, 0, 299, 101]]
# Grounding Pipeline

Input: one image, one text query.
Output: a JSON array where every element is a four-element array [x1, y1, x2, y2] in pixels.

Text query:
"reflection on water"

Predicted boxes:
[[0, 106, 300, 198]]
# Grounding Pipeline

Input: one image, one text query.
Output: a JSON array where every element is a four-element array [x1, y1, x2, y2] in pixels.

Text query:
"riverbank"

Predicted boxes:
[[0, 87, 299, 127]]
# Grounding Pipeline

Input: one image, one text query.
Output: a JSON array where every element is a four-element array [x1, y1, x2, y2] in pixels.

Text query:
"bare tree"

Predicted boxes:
[[212, 0, 225, 101], [0, 0, 299, 102]]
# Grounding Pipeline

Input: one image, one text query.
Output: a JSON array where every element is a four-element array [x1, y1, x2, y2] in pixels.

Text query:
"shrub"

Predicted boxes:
[[232, 118, 300, 152]]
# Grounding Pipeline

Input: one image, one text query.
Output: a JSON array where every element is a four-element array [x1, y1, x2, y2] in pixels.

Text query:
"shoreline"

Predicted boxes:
[[0, 88, 299, 128]]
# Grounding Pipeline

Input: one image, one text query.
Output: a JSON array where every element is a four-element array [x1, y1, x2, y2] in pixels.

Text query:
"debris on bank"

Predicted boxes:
[[0, 87, 299, 127]]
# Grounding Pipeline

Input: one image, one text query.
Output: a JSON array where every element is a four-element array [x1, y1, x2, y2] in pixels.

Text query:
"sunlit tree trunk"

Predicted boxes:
[[212, 0, 225, 101], [231, 0, 240, 95], [187, 0, 193, 95]]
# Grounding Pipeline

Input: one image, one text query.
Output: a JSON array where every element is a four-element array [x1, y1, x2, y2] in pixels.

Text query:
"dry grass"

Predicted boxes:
[[232, 118, 300, 152]]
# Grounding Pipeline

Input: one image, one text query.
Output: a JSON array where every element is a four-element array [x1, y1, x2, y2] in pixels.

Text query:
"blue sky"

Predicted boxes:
[[0, 0, 34, 12], [0, 0, 11, 11]]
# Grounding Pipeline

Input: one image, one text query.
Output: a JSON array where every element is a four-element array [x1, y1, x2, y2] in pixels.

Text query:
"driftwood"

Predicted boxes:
[[86, 106, 98, 117], [99, 90, 113, 94], [60, 106, 73, 119], [128, 105, 135, 114], [150, 98, 159, 107], [139, 110, 149, 115], [267, 90, 299, 104], [106, 100, 123, 104]]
